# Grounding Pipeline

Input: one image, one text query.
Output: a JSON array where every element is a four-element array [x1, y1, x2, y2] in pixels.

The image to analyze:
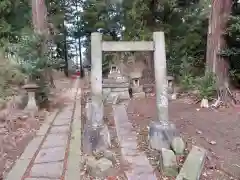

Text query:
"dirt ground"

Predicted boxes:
[[127, 96, 240, 179]]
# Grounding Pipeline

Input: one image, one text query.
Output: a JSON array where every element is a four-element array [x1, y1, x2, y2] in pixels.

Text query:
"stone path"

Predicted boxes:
[[5, 79, 82, 180], [113, 104, 157, 180]]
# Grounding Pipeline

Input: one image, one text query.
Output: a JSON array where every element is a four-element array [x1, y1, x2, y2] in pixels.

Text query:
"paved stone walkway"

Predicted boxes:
[[113, 104, 157, 180], [5, 79, 82, 180]]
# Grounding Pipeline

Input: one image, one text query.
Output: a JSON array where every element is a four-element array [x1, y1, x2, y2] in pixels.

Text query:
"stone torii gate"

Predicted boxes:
[[90, 32, 175, 151]]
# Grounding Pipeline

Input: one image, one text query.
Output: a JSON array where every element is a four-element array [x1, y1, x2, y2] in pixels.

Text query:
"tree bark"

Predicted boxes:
[[205, 0, 232, 101], [32, 0, 55, 87], [32, 0, 48, 34], [63, 30, 69, 77]]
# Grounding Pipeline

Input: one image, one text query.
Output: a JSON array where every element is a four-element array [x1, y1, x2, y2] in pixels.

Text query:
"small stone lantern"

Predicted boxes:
[[110, 65, 117, 72], [167, 76, 174, 94], [22, 83, 39, 116], [132, 78, 140, 87], [130, 71, 143, 93]]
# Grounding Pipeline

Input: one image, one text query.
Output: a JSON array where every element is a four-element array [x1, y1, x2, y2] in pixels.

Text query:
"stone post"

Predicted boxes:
[[153, 32, 169, 124], [91, 32, 104, 127], [23, 84, 39, 117], [26, 91, 38, 112], [149, 32, 176, 150], [83, 32, 110, 154]]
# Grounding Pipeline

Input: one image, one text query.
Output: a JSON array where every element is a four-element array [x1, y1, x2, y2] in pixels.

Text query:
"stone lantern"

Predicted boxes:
[[167, 76, 174, 94], [130, 71, 143, 93], [22, 83, 39, 116]]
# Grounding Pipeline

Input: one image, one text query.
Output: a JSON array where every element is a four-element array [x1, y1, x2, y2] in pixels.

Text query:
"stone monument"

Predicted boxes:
[[83, 33, 111, 155], [22, 83, 39, 117], [103, 63, 130, 104], [129, 71, 145, 98]]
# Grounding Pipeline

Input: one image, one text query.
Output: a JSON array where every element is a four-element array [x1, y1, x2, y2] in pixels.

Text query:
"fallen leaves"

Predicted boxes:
[[106, 176, 118, 180]]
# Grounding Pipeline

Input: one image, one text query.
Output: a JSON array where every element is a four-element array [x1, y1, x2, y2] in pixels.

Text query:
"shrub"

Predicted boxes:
[[0, 52, 25, 99], [195, 72, 216, 99]]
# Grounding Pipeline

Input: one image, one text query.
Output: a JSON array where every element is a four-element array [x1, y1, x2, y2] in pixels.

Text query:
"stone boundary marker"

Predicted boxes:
[[113, 104, 157, 180], [176, 146, 206, 180], [5, 79, 81, 180], [65, 88, 82, 180]]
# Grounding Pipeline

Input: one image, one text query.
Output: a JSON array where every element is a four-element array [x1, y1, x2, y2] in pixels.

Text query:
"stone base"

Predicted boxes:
[[86, 156, 113, 177], [103, 150, 117, 163], [132, 85, 143, 93], [133, 92, 145, 98], [149, 121, 177, 150], [83, 124, 111, 155]]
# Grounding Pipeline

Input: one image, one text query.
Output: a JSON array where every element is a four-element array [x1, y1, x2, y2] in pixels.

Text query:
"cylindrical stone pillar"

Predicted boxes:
[[90, 32, 104, 127], [153, 32, 169, 124]]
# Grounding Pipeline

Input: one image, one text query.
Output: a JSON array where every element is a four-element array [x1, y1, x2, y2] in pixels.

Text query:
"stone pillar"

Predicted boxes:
[[91, 32, 104, 127], [153, 32, 169, 124], [149, 32, 176, 150], [83, 32, 110, 154], [25, 91, 38, 113], [23, 84, 39, 117]]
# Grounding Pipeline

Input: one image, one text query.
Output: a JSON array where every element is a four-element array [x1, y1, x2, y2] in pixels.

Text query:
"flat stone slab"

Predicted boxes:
[[133, 92, 145, 98], [53, 116, 72, 125], [176, 146, 206, 180], [42, 134, 68, 148], [36, 110, 58, 136], [25, 178, 59, 180], [65, 89, 83, 180], [34, 147, 65, 163], [50, 125, 70, 134], [5, 158, 32, 180], [111, 87, 129, 92], [29, 162, 64, 178], [113, 105, 157, 180], [103, 78, 128, 84], [61, 109, 74, 115], [20, 136, 44, 160], [103, 83, 129, 88]]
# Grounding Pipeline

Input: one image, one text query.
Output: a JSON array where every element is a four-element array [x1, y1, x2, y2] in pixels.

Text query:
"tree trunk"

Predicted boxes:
[[205, 0, 232, 101], [32, 0, 48, 34], [63, 31, 69, 77], [32, 0, 55, 87]]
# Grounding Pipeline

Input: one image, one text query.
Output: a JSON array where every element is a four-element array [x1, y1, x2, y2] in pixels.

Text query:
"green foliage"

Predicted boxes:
[[179, 69, 216, 99], [11, 31, 60, 81], [13, 34, 43, 80], [195, 73, 216, 99], [0, 53, 25, 98], [179, 74, 196, 91], [78, 0, 209, 77], [178, 58, 216, 99], [10, 30, 62, 105], [178, 59, 195, 90], [0, 0, 31, 48]]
